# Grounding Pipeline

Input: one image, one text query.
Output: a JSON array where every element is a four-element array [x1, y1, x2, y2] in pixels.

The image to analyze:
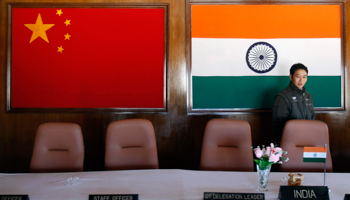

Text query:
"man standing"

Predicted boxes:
[[272, 63, 315, 144]]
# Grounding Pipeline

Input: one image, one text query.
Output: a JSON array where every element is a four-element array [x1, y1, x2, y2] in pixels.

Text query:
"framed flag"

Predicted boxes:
[[7, 3, 169, 112], [187, 1, 345, 113]]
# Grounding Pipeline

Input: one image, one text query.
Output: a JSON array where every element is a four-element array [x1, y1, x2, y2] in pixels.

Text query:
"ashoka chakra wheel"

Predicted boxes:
[[246, 42, 277, 73]]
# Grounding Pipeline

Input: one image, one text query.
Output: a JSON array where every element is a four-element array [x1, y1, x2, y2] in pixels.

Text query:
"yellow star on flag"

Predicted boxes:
[[57, 46, 64, 53], [64, 33, 71, 40], [64, 19, 71, 26], [24, 13, 55, 43], [56, 9, 63, 16]]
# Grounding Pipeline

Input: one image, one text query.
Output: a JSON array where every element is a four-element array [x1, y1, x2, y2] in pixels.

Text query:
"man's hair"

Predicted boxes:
[[290, 63, 308, 75]]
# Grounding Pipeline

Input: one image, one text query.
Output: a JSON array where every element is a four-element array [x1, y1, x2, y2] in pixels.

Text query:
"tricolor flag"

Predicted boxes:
[[191, 5, 342, 110], [303, 147, 327, 163], [10, 7, 165, 109]]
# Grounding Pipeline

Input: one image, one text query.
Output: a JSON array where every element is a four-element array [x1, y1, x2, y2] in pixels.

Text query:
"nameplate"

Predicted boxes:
[[204, 192, 265, 200], [0, 195, 29, 200], [89, 194, 138, 200], [344, 194, 350, 200], [278, 186, 329, 200]]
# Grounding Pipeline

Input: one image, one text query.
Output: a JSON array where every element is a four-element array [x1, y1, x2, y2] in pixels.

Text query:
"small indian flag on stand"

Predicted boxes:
[[303, 147, 327, 163]]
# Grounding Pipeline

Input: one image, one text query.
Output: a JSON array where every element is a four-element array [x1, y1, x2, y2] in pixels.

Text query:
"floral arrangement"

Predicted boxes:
[[253, 143, 289, 170]]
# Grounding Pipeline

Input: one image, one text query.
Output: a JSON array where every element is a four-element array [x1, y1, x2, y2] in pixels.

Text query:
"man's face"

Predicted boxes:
[[289, 69, 308, 89]]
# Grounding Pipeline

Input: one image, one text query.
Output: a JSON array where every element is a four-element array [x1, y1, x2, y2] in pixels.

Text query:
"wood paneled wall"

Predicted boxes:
[[1, 0, 350, 173]]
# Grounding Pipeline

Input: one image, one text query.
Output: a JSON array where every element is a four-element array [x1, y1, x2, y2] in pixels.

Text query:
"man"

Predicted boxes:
[[272, 63, 315, 144]]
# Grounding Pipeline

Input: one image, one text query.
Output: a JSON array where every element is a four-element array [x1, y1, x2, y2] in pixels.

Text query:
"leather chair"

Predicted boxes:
[[279, 119, 333, 172], [30, 122, 85, 173], [104, 119, 159, 170], [200, 119, 254, 171]]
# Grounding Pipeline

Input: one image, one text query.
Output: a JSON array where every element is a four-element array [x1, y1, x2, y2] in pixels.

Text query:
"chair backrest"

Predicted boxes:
[[200, 119, 254, 171], [30, 122, 85, 173], [279, 120, 333, 172], [104, 119, 159, 170]]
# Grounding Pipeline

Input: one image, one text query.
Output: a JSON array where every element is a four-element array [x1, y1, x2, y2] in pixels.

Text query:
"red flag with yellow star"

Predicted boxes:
[[11, 7, 165, 109]]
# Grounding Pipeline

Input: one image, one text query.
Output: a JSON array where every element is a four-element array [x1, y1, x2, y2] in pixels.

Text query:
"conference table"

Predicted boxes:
[[0, 169, 349, 200]]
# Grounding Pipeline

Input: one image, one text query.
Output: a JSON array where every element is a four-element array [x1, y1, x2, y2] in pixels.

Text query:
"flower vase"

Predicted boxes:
[[257, 165, 271, 191]]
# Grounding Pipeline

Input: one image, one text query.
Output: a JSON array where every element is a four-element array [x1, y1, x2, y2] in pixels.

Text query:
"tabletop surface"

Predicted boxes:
[[1, 169, 349, 200]]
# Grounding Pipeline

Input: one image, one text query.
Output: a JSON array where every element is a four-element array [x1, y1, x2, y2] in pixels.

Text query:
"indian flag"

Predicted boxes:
[[303, 147, 327, 163], [191, 4, 342, 110]]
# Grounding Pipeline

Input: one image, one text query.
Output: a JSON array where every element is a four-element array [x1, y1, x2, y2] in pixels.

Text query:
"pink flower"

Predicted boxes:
[[254, 147, 263, 158], [273, 147, 283, 157], [269, 153, 280, 163], [253, 143, 288, 168]]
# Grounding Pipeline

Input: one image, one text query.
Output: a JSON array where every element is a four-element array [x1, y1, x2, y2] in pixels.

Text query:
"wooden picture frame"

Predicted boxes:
[[7, 3, 169, 113], [186, 0, 345, 114]]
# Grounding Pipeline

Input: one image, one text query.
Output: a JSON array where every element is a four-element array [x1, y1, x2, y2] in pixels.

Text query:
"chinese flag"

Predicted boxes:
[[11, 8, 165, 108]]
